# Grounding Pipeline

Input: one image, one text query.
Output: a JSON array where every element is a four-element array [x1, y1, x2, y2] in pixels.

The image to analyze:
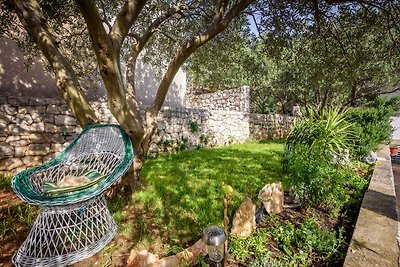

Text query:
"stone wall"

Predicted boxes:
[[249, 113, 295, 140], [0, 97, 114, 174], [0, 97, 293, 174], [186, 86, 251, 112]]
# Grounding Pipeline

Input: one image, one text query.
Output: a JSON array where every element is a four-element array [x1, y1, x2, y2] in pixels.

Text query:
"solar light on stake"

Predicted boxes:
[[203, 225, 226, 266]]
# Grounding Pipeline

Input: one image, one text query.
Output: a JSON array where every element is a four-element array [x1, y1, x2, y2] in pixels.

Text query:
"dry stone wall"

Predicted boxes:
[[250, 113, 295, 140], [0, 97, 293, 174], [186, 86, 251, 112]]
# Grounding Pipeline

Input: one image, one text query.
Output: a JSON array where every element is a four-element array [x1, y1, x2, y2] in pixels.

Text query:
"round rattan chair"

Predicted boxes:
[[12, 124, 133, 267]]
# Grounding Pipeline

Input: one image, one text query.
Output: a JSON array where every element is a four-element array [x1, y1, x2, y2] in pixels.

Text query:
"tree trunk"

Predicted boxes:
[[12, 0, 98, 127]]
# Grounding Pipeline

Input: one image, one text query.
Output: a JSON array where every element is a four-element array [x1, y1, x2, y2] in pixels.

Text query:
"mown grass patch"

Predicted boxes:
[[119, 141, 284, 256]]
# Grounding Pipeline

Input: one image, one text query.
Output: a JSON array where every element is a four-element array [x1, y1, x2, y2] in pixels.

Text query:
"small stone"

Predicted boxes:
[[258, 182, 284, 214], [231, 197, 256, 238]]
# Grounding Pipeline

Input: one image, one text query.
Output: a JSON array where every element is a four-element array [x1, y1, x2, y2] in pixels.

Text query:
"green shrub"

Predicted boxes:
[[286, 107, 354, 156], [347, 96, 400, 158], [284, 107, 356, 210]]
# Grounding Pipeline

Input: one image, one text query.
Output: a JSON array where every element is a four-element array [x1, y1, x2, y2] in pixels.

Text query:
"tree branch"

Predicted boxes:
[[149, 0, 254, 116], [134, 4, 189, 53], [110, 0, 146, 53], [11, 0, 98, 127]]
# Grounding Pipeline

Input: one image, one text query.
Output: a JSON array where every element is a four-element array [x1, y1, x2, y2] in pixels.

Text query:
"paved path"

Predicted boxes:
[[344, 145, 399, 267]]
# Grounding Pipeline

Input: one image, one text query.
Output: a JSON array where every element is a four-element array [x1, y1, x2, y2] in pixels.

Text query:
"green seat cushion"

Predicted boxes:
[[42, 170, 107, 197]]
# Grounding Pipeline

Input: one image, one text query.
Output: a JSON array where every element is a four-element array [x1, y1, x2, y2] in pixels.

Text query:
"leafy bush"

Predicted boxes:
[[347, 96, 400, 158], [284, 107, 357, 210]]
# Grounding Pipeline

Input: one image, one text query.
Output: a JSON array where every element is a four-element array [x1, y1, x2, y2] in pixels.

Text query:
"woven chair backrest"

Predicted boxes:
[[30, 126, 128, 194]]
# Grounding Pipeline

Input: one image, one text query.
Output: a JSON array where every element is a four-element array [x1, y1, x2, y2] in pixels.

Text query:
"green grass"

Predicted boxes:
[[122, 141, 284, 255], [0, 173, 12, 190]]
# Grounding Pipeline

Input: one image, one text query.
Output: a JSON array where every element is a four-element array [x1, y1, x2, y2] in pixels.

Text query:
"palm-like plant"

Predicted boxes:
[[286, 107, 355, 156]]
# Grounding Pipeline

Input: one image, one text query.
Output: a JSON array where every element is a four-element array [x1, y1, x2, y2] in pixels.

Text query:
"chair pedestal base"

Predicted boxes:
[[13, 194, 116, 267]]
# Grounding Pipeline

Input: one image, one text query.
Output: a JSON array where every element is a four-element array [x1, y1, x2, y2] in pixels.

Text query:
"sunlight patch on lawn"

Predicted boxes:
[[122, 141, 284, 256]]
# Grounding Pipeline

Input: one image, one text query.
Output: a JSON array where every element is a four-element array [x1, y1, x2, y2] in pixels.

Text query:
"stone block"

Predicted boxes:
[[45, 123, 57, 133], [5, 98, 18, 106], [29, 133, 48, 144], [15, 147, 28, 157], [26, 143, 50, 156], [5, 135, 20, 143], [30, 112, 42, 123], [0, 114, 12, 125], [127, 250, 159, 267], [0, 143, 14, 158], [18, 107, 29, 114], [0, 157, 24, 172], [51, 143, 65, 153], [42, 113, 54, 123], [258, 182, 284, 214], [16, 97, 29, 105], [28, 98, 47, 106], [12, 113, 31, 125], [59, 105, 70, 112], [30, 122, 45, 132], [55, 115, 77, 126], [45, 99, 62, 105], [8, 125, 21, 136], [231, 197, 256, 238], [36, 106, 46, 114], [0, 105, 17, 115], [21, 156, 43, 167], [9, 139, 30, 147], [47, 105, 61, 114]]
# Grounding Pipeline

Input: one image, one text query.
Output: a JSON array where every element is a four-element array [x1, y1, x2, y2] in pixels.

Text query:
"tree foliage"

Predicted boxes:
[[187, 1, 400, 112]]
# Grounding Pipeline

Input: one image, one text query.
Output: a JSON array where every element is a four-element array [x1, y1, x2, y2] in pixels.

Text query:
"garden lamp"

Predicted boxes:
[[203, 225, 226, 266]]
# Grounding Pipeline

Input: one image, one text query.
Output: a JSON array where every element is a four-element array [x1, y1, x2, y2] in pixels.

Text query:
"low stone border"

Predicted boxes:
[[343, 145, 399, 267]]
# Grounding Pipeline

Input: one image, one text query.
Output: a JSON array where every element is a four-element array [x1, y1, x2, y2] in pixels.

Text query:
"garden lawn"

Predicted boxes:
[[110, 141, 284, 256], [0, 141, 284, 264]]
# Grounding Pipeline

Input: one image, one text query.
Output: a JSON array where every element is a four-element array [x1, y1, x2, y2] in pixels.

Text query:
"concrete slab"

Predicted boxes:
[[343, 145, 400, 267]]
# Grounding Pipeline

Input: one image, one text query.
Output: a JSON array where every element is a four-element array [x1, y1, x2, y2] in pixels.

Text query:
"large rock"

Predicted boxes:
[[258, 182, 284, 214], [231, 197, 256, 238]]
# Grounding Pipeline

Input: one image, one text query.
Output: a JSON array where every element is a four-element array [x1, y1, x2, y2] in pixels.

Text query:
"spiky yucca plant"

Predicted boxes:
[[286, 107, 355, 156]]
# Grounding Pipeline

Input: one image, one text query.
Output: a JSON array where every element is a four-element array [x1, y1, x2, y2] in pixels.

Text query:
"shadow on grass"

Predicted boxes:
[[110, 142, 284, 256]]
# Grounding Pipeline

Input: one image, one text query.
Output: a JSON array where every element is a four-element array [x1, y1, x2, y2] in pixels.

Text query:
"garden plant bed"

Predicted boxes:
[[0, 141, 373, 266]]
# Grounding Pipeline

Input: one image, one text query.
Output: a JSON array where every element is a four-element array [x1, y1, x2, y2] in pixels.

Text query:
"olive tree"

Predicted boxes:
[[1, 0, 255, 189]]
